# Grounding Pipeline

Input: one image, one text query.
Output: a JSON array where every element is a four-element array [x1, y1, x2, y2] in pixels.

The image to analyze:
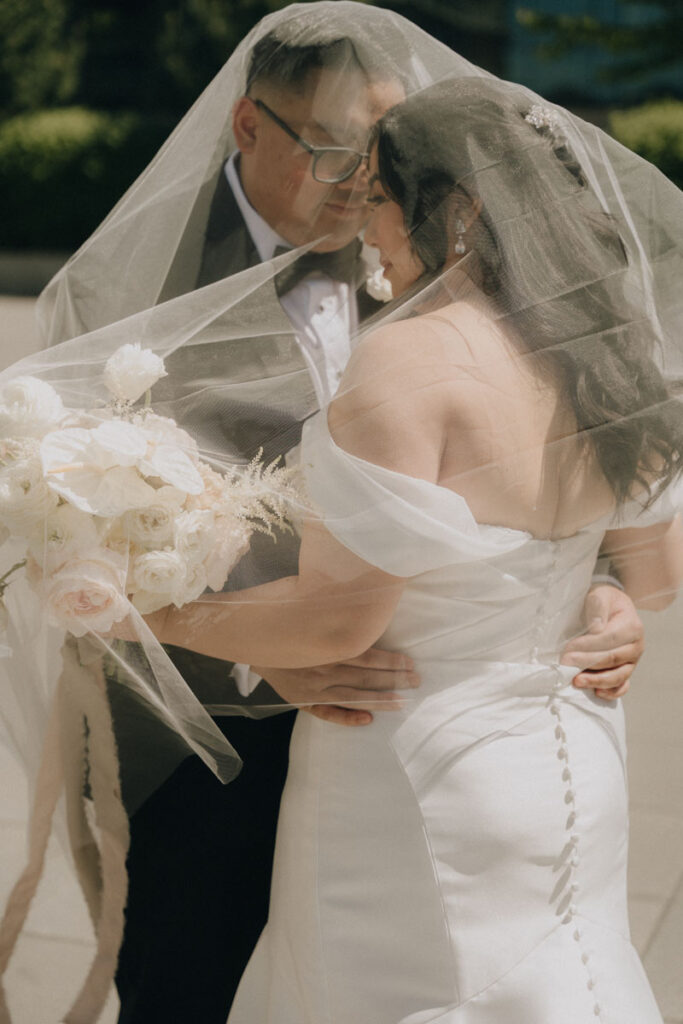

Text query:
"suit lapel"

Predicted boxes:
[[196, 172, 261, 288]]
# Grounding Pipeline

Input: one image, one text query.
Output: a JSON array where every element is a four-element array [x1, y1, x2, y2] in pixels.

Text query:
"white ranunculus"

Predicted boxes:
[[28, 503, 100, 572], [130, 589, 173, 614], [44, 550, 129, 637], [173, 561, 208, 606], [365, 267, 394, 303], [131, 548, 186, 595], [0, 377, 65, 439], [204, 515, 251, 592], [122, 486, 185, 547], [0, 452, 60, 535], [103, 343, 167, 404], [174, 509, 216, 565]]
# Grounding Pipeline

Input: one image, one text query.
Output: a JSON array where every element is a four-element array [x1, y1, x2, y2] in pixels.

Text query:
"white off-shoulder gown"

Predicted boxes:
[[227, 413, 673, 1024]]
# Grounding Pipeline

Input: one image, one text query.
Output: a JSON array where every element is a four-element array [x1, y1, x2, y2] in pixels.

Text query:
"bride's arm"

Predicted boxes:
[[154, 521, 406, 668], [152, 325, 445, 667], [601, 515, 683, 610]]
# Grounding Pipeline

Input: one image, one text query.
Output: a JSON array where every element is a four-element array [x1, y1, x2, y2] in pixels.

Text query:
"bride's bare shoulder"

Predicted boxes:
[[344, 303, 489, 385]]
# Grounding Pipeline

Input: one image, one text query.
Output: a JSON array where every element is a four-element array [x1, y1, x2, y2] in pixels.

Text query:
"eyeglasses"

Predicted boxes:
[[254, 99, 368, 184]]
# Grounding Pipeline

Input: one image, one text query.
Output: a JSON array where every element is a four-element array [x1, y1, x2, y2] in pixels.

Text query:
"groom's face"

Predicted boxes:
[[235, 68, 404, 253]]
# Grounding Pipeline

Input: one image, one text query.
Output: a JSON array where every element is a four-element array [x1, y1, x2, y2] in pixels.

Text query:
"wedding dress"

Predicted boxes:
[[226, 411, 671, 1024]]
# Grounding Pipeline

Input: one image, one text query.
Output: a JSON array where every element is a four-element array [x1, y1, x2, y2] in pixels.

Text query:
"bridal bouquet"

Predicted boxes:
[[0, 342, 298, 647]]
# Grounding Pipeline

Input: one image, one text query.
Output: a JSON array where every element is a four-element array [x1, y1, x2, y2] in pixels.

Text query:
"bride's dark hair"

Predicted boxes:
[[373, 77, 683, 506]]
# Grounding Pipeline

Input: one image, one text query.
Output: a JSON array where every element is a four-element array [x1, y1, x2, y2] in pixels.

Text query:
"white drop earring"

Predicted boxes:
[[454, 218, 466, 255]]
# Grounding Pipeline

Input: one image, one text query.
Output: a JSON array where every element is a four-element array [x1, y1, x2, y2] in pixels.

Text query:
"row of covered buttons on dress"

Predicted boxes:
[[549, 670, 602, 1018]]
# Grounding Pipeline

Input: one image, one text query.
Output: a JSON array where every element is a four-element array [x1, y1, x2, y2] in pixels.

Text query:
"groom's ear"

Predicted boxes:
[[233, 97, 259, 154]]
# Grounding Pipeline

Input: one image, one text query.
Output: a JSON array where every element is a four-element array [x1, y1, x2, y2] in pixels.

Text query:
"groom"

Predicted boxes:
[[93, 23, 647, 1024]]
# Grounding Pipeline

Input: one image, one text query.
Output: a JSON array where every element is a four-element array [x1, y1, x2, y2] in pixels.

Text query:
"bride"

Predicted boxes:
[[138, 78, 682, 1021]]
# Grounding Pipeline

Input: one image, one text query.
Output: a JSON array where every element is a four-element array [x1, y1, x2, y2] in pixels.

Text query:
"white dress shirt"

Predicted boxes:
[[225, 156, 356, 405], [225, 155, 360, 696]]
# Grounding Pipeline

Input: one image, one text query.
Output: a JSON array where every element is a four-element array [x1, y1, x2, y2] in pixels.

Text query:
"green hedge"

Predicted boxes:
[[0, 107, 175, 250], [609, 98, 683, 190]]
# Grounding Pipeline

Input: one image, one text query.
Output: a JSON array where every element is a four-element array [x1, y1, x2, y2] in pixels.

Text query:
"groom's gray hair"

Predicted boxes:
[[246, 19, 412, 94]]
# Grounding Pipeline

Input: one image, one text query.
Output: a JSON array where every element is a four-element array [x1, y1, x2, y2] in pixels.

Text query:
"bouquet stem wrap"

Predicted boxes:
[[0, 636, 129, 1024]]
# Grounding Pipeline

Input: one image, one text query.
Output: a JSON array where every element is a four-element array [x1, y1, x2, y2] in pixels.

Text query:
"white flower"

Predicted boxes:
[[103, 343, 167, 404], [131, 548, 186, 596], [0, 377, 65, 439], [44, 550, 129, 637], [0, 450, 59, 535], [174, 509, 216, 565], [28, 503, 100, 572], [173, 561, 208, 606], [133, 412, 199, 459], [122, 487, 185, 547], [204, 515, 251, 592], [365, 267, 393, 303], [41, 421, 202, 513]]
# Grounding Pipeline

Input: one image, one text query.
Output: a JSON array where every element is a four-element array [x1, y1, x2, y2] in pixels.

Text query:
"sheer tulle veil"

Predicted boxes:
[[0, 1, 681, 1016]]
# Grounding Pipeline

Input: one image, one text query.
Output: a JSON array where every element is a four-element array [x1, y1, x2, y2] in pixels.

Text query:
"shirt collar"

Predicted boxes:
[[224, 154, 291, 262]]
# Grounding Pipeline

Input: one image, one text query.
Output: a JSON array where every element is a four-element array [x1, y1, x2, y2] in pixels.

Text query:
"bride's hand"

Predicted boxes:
[[561, 585, 644, 700]]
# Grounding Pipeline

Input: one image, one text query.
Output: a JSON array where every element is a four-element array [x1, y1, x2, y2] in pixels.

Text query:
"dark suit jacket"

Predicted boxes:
[[109, 164, 381, 814]]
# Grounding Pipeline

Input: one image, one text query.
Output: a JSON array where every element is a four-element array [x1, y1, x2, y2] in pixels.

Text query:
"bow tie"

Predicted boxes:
[[273, 237, 362, 297]]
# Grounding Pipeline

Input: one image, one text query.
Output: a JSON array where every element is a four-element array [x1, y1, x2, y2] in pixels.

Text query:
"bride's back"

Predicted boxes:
[[429, 303, 616, 540]]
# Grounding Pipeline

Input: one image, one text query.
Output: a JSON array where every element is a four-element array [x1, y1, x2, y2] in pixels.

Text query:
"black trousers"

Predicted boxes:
[[115, 710, 296, 1024]]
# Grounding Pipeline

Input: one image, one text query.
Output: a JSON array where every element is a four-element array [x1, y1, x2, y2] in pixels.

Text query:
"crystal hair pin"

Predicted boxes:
[[524, 104, 562, 132]]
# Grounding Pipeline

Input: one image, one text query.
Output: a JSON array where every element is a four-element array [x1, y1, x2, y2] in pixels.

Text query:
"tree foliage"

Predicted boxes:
[[517, 0, 682, 81], [0, 0, 466, 118]]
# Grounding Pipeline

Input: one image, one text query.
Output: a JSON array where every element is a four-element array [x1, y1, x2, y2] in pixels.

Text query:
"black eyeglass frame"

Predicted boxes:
[[253, 99, 368, 184]]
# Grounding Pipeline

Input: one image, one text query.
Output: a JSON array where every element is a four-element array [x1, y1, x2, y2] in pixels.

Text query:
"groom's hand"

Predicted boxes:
[[254, 649, 420, 727], [561, 585, 644, 700]]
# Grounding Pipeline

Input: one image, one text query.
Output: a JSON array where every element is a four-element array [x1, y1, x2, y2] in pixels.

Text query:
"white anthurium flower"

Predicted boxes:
[[131, 548, 187, 596], [138, 441, 203, 494], [87, 420, 149, 469], [41, 425, 157, 516], [28, 503, 101, 572], [0, 376, 66, 439], [122, 487, 186, 548], [0, 451, 60, 535], [103, 343, 167, 404], [134, 412, 199, 458], [44, 548, 129, 637], [174, 509, 216, 565]]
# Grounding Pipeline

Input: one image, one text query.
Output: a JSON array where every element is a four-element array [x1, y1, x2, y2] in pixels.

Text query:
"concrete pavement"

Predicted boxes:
[[1, 296, 682, 1021]]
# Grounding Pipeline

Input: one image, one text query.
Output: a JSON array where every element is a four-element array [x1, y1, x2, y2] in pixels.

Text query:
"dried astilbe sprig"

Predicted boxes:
[[222, 451, 307, 538]]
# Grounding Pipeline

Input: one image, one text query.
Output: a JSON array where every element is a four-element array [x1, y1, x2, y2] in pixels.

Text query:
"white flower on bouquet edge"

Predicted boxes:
[[0, 376, 66, 439], [174, 509, 216, 565], [44, 548, 129, 637], [0, 443, 60, 536], [27, 503, 101, 573], [103, 343, 167, 405]]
